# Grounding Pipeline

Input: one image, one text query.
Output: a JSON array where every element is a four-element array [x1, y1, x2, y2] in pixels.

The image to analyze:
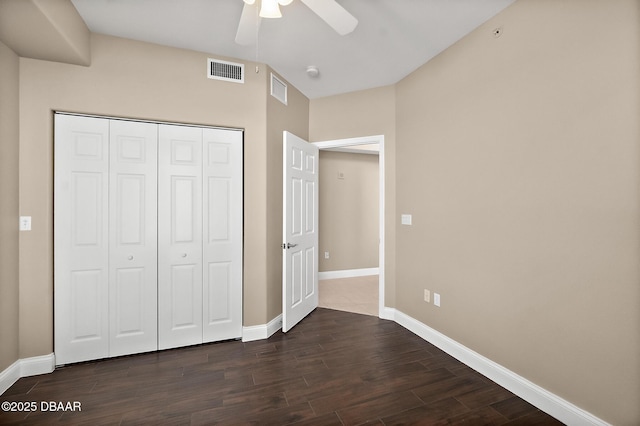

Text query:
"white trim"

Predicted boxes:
[[20, 353, 55, 377], [391, 309, 610, 426], [379, 306, 395, 321], [318, 267, 379, 280], [0, 353, 55, 396], [242, 314, 283, 342], [313, 135, 385, 319], [0, 360, 20, 396]]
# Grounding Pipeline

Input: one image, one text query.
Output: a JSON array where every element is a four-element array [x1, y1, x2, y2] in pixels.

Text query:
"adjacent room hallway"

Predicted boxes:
[[318, 275, 379, 317]]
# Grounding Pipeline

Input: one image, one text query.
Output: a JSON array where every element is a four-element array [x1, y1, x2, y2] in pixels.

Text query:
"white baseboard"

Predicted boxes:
[[242, 314, 282, 342], [0, 360, 20, 396], [0, 353, 55, 396], [379, 306, 395, 321], [319, 267, 379, 280], [391, 309, 609, 426]]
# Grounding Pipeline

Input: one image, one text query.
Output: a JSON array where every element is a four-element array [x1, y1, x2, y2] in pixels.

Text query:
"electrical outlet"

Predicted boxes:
[[423, 289, 430, 303], [434, 293, 441, 307], [324, 251, 329, 259]]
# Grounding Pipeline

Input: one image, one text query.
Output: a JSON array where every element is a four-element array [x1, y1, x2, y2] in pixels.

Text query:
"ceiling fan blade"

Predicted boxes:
[[235, 2, 261, 45], [300, 0, 358, 35]]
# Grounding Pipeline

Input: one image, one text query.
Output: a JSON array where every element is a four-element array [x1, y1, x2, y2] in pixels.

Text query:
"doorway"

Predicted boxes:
[[313, 135, 385, 317]]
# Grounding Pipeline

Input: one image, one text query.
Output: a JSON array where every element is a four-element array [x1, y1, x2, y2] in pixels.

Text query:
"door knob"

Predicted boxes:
[[127, 255, 134, 260], [181, 253, 187, 258], [281, 243, 298, 249]]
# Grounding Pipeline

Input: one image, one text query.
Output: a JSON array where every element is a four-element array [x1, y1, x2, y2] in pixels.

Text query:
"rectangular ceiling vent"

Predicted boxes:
[[271, 73, 287, 105], [208, 58, 244, 83]]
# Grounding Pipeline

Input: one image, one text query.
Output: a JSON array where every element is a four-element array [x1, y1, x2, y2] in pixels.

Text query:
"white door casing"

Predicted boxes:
[[202, 128, 244, 342], [54, 115, 111, 364], [282, 131, 319, 332], [108, 119, 158, 357], [157, 124, 204, 350]]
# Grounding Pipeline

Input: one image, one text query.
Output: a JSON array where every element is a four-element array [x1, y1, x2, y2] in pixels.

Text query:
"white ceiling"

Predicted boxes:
[[71, 0, 515, 99]]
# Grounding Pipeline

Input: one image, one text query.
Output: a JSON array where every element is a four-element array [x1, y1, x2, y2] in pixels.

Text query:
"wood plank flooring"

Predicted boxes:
[[0, 309, 563, 425]]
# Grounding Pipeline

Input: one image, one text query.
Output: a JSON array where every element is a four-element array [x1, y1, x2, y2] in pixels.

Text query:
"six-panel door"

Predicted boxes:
[[108, 120, 159, 357], [55, 115, 111, 364], [157, 124, 204, 350]]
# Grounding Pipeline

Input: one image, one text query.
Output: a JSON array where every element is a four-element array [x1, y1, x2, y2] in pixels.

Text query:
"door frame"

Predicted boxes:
[[312, 135, 386, 318]]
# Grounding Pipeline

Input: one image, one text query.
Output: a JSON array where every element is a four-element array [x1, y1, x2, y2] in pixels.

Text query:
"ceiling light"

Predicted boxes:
[[278, 0, 294, 5], [260, 0, 282, 18]]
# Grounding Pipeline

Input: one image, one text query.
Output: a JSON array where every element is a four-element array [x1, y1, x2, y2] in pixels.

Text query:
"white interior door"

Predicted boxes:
[[158, 124, 204, 350], [202, 128, 243, 342], [108, 120, 158, 356], [54, 114, 110, 364], [282, 131, 319, 332]]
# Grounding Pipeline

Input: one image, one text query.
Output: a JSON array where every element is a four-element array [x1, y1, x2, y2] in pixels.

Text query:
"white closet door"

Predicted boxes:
[[54, 114, 110, 365], [108, 120, 158, 356], [158, 124, 204, 350], [202, 128, 243, 342]]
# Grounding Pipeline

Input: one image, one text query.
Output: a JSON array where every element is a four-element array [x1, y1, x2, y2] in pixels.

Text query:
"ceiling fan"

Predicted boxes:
[[235, 0, 358, 45]]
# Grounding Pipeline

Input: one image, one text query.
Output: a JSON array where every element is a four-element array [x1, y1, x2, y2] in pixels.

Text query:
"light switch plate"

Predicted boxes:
[[20, 216, 32, 231], [401, 214, 412, 225]]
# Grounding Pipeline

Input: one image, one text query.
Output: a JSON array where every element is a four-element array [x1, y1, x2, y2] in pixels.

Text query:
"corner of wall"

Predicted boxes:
[[0, 40, 20, 373]]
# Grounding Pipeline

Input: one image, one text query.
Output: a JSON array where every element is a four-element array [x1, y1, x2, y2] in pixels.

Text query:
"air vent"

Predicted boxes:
[[207, 58, 244, 83], [271, 73, 287, 105]]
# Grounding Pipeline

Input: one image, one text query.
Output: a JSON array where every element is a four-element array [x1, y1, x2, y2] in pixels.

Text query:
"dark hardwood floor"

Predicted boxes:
[[0, 308, 563, 425]]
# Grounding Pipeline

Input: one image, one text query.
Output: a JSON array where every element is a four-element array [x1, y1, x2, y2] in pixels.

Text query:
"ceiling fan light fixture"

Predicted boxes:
[[260, 0, 282, 18], [243, 0, 255, 4], [278, 0, 294, 5]]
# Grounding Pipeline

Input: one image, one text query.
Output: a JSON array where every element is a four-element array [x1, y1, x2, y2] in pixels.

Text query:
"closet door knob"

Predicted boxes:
[[181, 253, 187, 258], [127, 255, 134, 260]]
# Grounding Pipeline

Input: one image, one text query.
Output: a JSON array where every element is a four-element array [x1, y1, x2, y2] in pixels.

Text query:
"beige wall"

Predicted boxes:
[[310, 85, 396, 306], [318, 151, 378, 272], [395, 0, 640, 424], [17, 33, 275, 359], [265, 67, 310, 319], [0, 0, 90, 66], [0, 41, 20, 371]]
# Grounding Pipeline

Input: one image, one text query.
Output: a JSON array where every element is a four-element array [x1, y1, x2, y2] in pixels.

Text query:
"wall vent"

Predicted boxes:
[[208, 58, 244, 83], [271, 73, 287, 105]]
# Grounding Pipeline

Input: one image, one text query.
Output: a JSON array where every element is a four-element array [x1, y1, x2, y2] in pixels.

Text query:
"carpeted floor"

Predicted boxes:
[[318, 274, 378, 316]]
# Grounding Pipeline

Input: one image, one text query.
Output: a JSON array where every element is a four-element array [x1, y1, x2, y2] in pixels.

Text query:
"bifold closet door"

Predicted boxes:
[[158, 124, 204, 350], [54, 115, 158, 365], [54, 115, 110, 364], [55, 114, 243, 362], [157, 126, 244, 349], [108, 119, 158, 357], [202, 128, 243, 342]]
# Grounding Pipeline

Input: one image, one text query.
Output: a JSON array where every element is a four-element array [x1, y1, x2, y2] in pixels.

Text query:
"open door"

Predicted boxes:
[[282, 131, 319, 332]]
